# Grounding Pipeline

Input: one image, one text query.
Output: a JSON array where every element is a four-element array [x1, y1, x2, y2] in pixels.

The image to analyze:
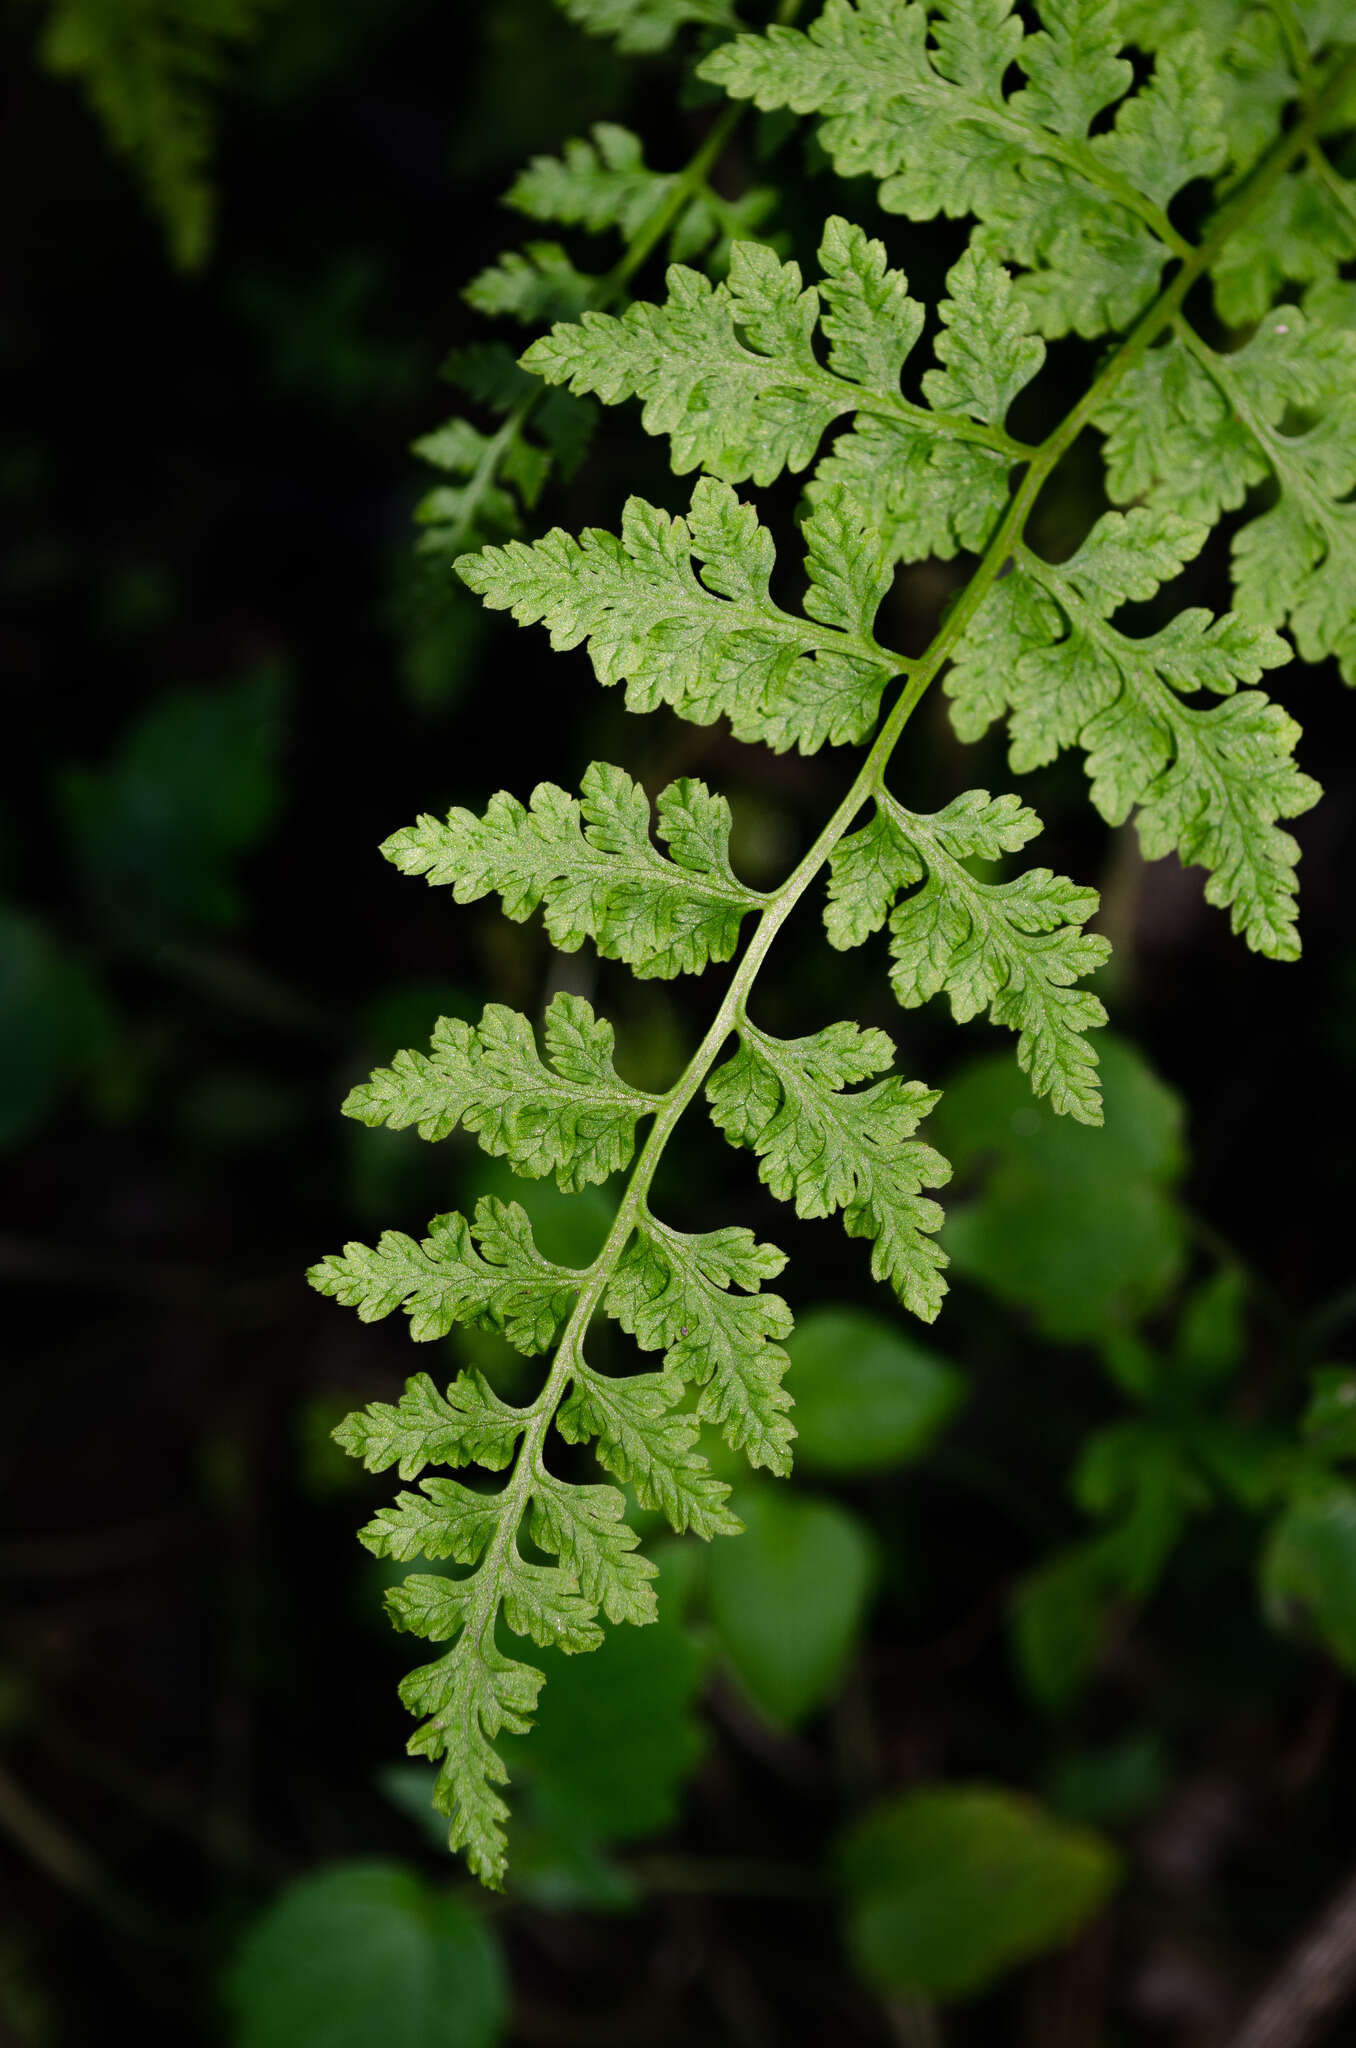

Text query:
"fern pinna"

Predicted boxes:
[[311, 0, 1356, 1885]]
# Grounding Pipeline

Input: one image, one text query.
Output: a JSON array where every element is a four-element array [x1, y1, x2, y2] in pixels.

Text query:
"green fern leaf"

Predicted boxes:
[[553, 0, 736, 53], [946, 509, 1318, 957], [700, 0, 1226, 336], [309, 1203, 579, 1354], [828, 792, 1110, 1122], [402, 1639, 543, 1887], [607, 1217, 797, 1474], [522, 220, 1037, 513], [342, 994, 661, 1191], [1094, 309, 1356, 682], [455, 476, 899, 753], [557, 1366, 741, 1536], [357, 1477, 505, 1566], [328, 1368, 527, 1481], [706, 1019, 951, 1321], [37, 0, 275, 268], [380, 762, 764, 978]]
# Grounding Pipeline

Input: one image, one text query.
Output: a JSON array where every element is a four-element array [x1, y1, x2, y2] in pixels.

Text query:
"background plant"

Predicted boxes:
[[4, 0, 1356, 2043]]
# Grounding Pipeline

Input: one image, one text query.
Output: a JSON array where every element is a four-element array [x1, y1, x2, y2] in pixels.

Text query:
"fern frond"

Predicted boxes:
[[553, 0, 737, 53], [945, 509, 1318, 957], [700, 0, 1222, 337], [457, 476, 900, 753], [319, 1, 1356, 1886], [381, 763, 765, 979], [36, 0, 274, 267]]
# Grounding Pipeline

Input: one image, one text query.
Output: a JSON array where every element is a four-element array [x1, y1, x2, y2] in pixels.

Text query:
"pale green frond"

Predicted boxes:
[[309, 1201, 579, 1353], [700, 0, 1227, 336], [329, 1369, 528, 1482], [456, 476, 900, 753], [341, 995, 660, 1191], [553, 0, 736, 53], [1094, 309, 1356, 681], [875, 792, 1110, 1123], [946, 510, 1318, 957], [607, 1217, 796, 1473], [706, 1019, 951, 1321], [522, 219, 1038, 501], [557, 1365, 742, 1536], [380, 762, 763, 979]]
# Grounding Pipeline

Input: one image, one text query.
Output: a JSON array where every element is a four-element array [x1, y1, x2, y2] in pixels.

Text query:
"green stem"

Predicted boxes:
[[466, 42, 1356, 1657]]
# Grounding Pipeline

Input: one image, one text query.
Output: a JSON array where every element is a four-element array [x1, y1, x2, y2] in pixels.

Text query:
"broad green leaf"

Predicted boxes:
[[1046, 1734, 1166, 1828], [1302, 1368, 1356, 1462], [785, 1306, 964, 1474], [224, 1861, 506, 2048], [504, 1595, 705, 1842], [57, 666, 284, 929], [1263, 1484, 1356, 1673], [839, 1786, 1120, 1998], [707, 1485, 875, 1724], [933, 1037, 1186, 1340]]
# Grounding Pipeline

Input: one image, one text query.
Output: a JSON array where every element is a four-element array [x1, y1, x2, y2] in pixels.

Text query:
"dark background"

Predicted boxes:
[[3, 1, 1356, 2042]]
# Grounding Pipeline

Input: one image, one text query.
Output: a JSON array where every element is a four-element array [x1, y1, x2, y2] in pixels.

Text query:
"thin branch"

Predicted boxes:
[[1229, 1862, 1356, 2048]]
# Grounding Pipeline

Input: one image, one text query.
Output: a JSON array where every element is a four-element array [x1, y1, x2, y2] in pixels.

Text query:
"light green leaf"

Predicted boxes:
[[522, 219, 1037, 535], [342, 994, 660, 1191], [310, 1200, 579, 1354], [872, 790, 1109, 1120], [607, 1217, 796, 1474], [457, 477, 898, 754], [701, 1, 1222, 337], [382, 763, 763, 979], [558, 1365, 741, 1539], [553, 0, 736, 53], [1095, 310, 1356, 683], [947, 509, 1316, 959], [706, 1017, 951, 1321], [463, 243, 599, 326], [402, 1641, 546, 1886], [330, 1368, 527, 1480]]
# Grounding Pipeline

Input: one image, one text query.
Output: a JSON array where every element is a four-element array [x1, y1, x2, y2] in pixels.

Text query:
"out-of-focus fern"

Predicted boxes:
[[32, 0, 277, 267], [316, 0, 1356, 1887]]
